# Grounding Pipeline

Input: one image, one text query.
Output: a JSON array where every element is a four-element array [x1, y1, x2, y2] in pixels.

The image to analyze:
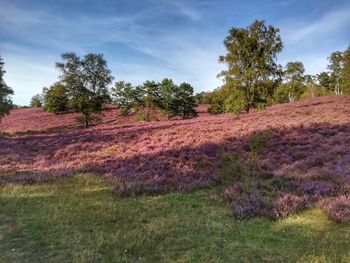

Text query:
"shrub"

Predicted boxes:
[[230, 191, 266, 219], [30, 94, 43, 108], [270, 194, 308, 218], [119, 107, 130, 116], [224, 89, 247, 114], [43, 83, 69, 113], [208, 103, 224, 114], [321, 196, 350, 223]]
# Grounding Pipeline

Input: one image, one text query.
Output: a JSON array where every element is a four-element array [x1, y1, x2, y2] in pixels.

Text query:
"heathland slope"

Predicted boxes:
[[1, 96, 349, 221]]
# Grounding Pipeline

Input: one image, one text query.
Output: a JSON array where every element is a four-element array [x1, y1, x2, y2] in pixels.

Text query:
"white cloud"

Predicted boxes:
[[282, 6, 350, 46], [278, 5, 350, 75], [2, 0, 349, 105]]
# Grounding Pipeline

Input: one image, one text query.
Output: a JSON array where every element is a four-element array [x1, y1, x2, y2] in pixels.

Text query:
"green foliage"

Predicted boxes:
[[300, 75, 329, 100], [218, 20, 283, 113], [74, 112, 102, 127], [111, 81, 142, 110], [111, 78, 198, 120], [207, 103, 223, 114], [194, 91, 210, 104], [30, 93, 43, 108], [275, 61, 305, 103], [0, 54, 14, 120], [43, 83, 69, 113], [274, 83, 290, 103], [223, 88, 247, 114], [206, 84, 240, 115], [158, 78, 177, 118], [323, 46, 350, 95], [119, 107, 130, 116], [143, 80, 161, 109], [206, 89, 225, 114], [317, 72, 332, 91], [56, 52, 113, 127], [176, 82, 198, 119], [341, 46, 350, 94], [328, 50, 344, 95], [134, 108, 152, 122]]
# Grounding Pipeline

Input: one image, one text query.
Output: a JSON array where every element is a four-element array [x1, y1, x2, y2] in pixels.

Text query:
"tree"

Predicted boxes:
[[143, 80, 161, 109], [317, 72, 332, 91], [159, 78, 177, 118], [341, 46, 350, 94], [30, 93, 43, 108], [43, 83, 69, 113], [111, 78, 198, 120], [56, 53, 113, 127], [206, 85, 234, 114], [111, 81, 137, 113], [277, 61, 305, 102], [176, 83, 198, 119], [0, 54, 14, 120], [140, 80, 161, 121], [328, 51, 344, 95], [300, 75, 327, 99], [224, 87, 247, 113], [194, 91, 211, 104], [218, 20, 283, 113]]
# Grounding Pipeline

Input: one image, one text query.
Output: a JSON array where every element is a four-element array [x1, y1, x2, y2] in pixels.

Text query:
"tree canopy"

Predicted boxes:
[[43, 83, 69, 113], [0, 55, 14, 120], [30, 94, 43, 108], [55, 52, 113, 127], [111, 78, 197, 120], [218, 20, 283, 113], [275, 61, 306, 103]]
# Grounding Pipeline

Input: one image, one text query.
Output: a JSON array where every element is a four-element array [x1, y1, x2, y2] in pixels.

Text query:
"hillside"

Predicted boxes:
[[1, 96, 350, 222], [0, 104, 210, 133]]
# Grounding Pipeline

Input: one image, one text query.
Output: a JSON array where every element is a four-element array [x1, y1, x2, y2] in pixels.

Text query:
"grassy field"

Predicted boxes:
[[1, 174, 349, 263]]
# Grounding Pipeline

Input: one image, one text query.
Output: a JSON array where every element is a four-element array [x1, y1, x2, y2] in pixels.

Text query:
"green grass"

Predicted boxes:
[[0, 175, 349, 263]]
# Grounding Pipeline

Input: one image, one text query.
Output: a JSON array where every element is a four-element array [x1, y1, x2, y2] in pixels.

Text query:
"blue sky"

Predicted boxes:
[[0, 0, 349, 105]]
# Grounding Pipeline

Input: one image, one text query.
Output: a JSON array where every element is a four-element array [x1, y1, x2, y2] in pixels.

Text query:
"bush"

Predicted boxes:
[[299, 85, 329, 100], [270, 194, 308, 218], [30, 94, 43, 108], [43, 83, 69, 113], [75, 113, 102, 127], [224, 89, 247, 114], [230, 191, 266, 219], [208, 103, 224, 114], [321, 196, 350, 223], [119, 107, 130, 116]]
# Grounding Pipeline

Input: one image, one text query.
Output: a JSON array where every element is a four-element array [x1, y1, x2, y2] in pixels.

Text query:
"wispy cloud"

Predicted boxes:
[[279, 4, 350, 74], [169, 0, 202, 21], [1, 0, 349, 105], [282, 6, 350, 45], [0, 3, 43, 27]]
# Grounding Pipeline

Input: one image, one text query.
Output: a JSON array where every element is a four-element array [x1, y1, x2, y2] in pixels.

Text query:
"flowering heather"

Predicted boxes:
[[0, 105, 123, 133], [321, 196, 350, 223], [1, 96, 350, 222]]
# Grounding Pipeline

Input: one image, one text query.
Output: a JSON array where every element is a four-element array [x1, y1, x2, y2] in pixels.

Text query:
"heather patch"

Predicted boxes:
[[1, 96, 350, 223], [222, 121, 350, 221], [321, 196, 350, 223]]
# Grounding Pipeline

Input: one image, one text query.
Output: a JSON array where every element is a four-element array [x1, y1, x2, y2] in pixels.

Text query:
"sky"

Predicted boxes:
[[0, 0, 349, 105]]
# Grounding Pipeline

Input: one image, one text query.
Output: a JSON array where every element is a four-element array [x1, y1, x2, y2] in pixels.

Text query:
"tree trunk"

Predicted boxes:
[[84, 114, 89, 128], [288, 91, 295, 102]]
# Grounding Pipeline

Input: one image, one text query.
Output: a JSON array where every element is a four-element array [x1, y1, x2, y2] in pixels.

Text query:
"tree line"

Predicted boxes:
[[29, 53, 197, 127], [112, 79, 197, 120], [199, 20, 350, 114], [1, 19, 349, 125], [0, 55, 14, 120]]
